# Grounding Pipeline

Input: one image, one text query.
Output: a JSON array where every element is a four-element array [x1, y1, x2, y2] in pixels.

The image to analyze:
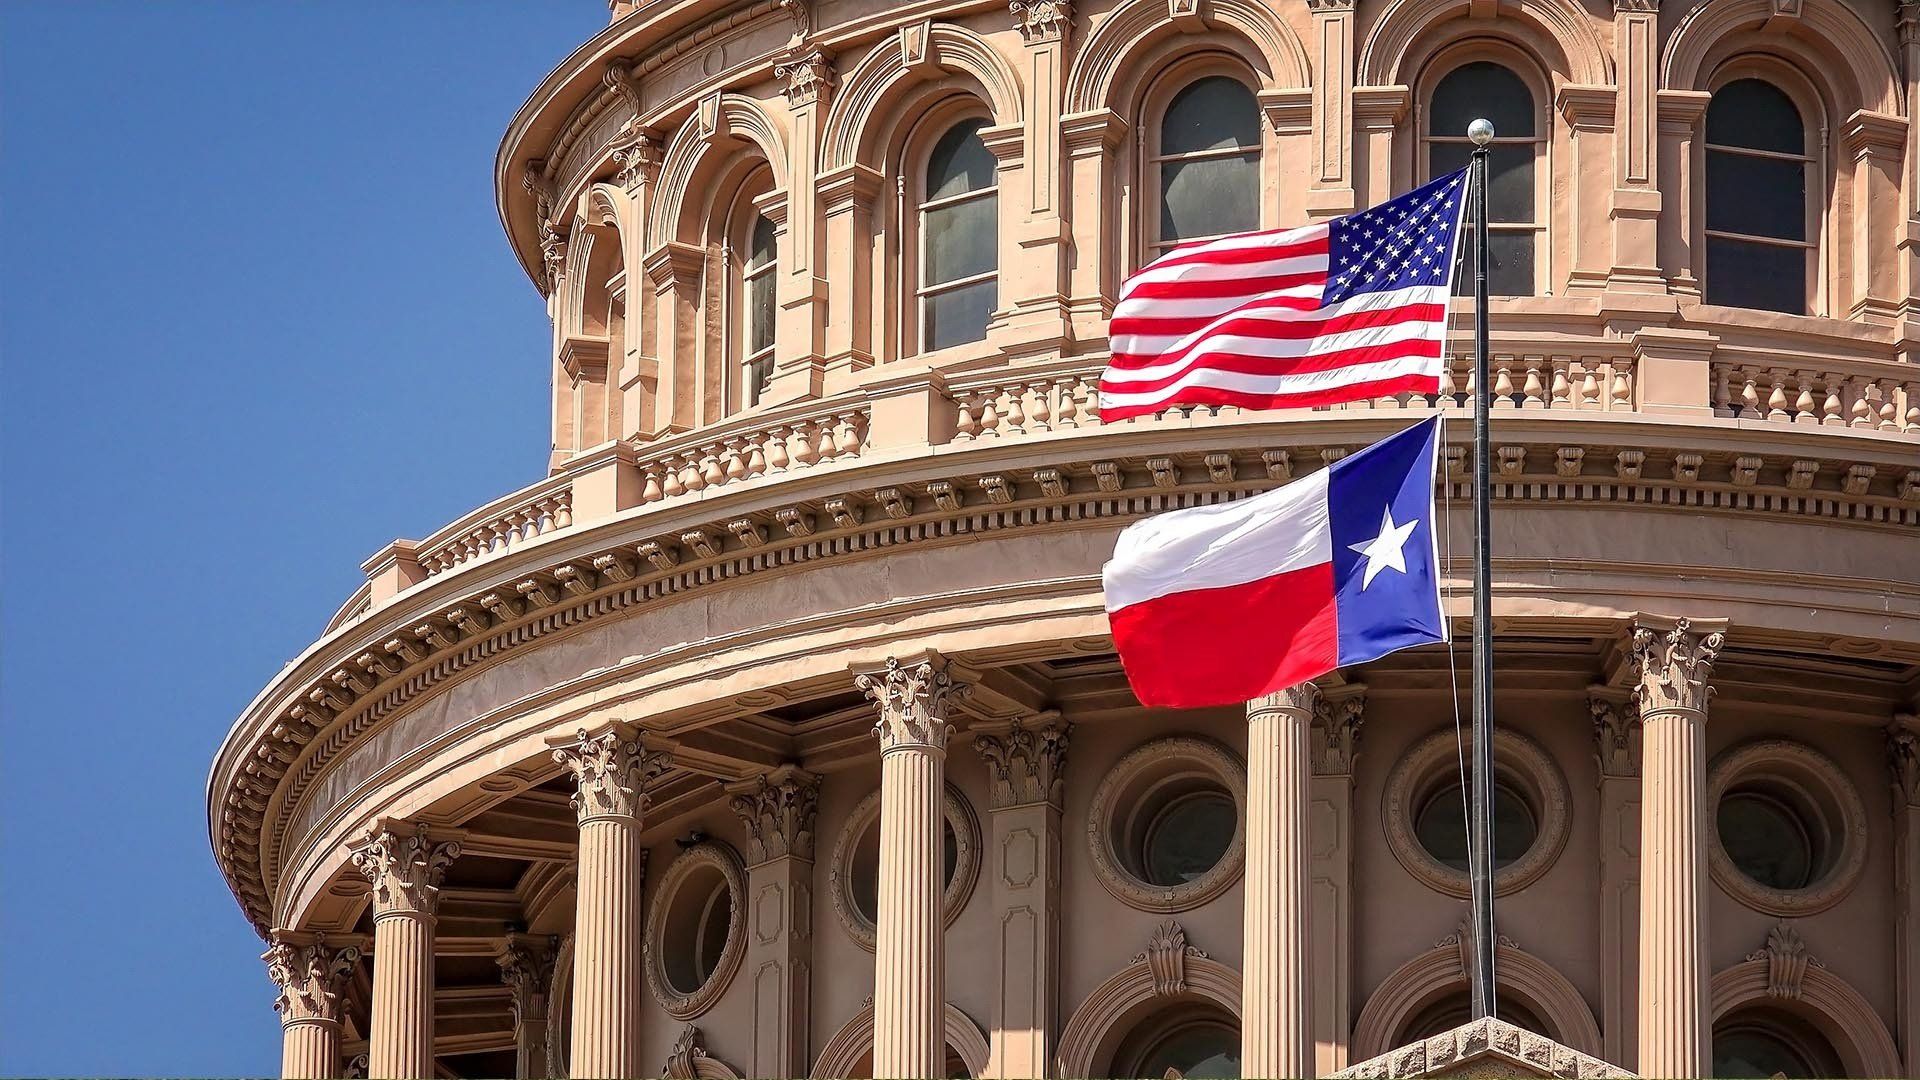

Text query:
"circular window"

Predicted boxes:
[[1113, 1007, 1241, 1079], [1383, 729, 1569, 898], [829, 784, 981, 951], [643, 842, 746, 1018], [1708, 740, 1866, 916], [1713, 1009, 1843, 1079], [1088, 737, 1247, 913]]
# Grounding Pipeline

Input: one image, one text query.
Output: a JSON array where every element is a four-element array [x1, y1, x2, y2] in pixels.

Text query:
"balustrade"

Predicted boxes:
[[1713, 363, 1920, 432], [632, 407, 868, 504], [419, 487, 574, 577]]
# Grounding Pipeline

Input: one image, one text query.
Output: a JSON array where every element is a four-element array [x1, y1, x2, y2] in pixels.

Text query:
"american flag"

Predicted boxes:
[[1098, 169, 1470, 422]]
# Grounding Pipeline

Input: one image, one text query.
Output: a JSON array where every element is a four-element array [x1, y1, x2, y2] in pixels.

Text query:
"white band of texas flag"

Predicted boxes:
[[1102, 416, 1447, 708]]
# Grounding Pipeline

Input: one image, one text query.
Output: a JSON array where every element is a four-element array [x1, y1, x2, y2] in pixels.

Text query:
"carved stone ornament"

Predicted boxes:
[[1136, 921, 1206, 997], [728, 766, 821, 863], [263, 934, 359, 1022], [643, 842, 748, 1019], [1009, 0, 1072, 42], [612, 131, 656, 193], [973, 716, 1070, 809], [552, 725, 673, 823], [344, 1053, 369, 1079], [773, 47, 834, 107], [1591, 693, 1641, 778], [537, 220, 569, 294], [1330, 1016, 1632, 1079], [1891, 716, 1920, 808], [1629, 616, 1725, 715], [1744, 921, 1824, 1000], [857, 657, 969, 753], [1313, 691, 1365, 776], [664, 1025, 716, 1079], [497, 935, 557, 1028], [349, 822, 460, 918], [1086, 737, 1247, 913]]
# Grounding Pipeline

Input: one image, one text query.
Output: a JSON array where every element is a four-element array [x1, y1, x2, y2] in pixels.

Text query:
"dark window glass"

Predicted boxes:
[[1158, 76, 1261, 246], [1142, 790, 1237, 886], [1705, 237, 1805, 314], [853, 817, 960, 925], [1414, 779, 1537, 871], [920, 119, 997, 349], [1716, 790, 1814, 890], [1705, 150, 1806, 240], [925, 118, 995, 200], [748, 214, 776, 270], [1706, 78, 1805, 155], [923, 278, 997, 351], [1429, 61, 1535, 138], [1430, 62, 1537, 295], [1134, 1022, 1241, 1079], [1162, 75, 1260, 156], [923, 194, 997, 286], [742, 213, 777, 406]]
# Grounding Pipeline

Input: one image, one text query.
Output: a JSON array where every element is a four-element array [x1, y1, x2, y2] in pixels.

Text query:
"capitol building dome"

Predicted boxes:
[[212, 1, 1920, 1077]]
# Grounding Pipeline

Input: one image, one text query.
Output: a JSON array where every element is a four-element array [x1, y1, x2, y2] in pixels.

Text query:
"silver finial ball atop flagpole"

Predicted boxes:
[[1467, 118, 1495, 145]]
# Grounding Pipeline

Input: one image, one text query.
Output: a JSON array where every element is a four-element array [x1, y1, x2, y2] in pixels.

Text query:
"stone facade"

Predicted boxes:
[[210, 0, 1920, 1076]]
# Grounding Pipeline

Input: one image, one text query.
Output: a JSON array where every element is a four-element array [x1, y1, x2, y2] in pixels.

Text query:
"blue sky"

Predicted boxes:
[[1, 4, 603, 1074]]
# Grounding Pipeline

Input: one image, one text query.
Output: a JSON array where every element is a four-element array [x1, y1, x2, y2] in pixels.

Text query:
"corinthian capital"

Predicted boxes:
[[1629, 616, 1726, 716], [1009, 0, 1072, 43], [1892, 715, 1920, 808], [728, 765, 821, 862], [1313, 690, 1365, 776], [1591, 692, 1642, 777], [774, 46, 835, 107], [497, 934, 557, 1028], [858, 656, 970, 753], [973, 715, 1070, 809], [349, 820, 460, 918], [264, 933, 360, 1023], [551, 723, 674, 823]]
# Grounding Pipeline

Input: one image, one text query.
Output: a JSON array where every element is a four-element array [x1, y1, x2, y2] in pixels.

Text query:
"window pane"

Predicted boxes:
[[748, 214, 776, 271], [1161, 75, 1259, 156], [924, 278, 996, 350], [1430, 61, 1535, 138], [1488, 230, 1534, 296], [1707, 79, 1804, 155], [1706, 236, 1805, 314], [1430, 143, 1532, 224], [1160, 152, 1260, 244], [1706, 150, 1806, 241], [926, 119, 995, 201], [924, 194, 997, 286], [748, 270, 775, 355]]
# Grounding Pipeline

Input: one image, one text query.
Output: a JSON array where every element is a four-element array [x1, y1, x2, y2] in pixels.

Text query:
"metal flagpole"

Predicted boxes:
[[1466, 117, 1498, 1020]]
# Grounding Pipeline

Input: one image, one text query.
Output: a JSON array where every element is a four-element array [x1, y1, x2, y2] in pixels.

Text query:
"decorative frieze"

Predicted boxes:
[[1630, 617, 1724, 715], [727, 765, 821, 863], [349, 821, 460, 918], [264, 934, 359, 1023], [858, 656, 969, 753], [972, 715, 1070, 809], [551, 724, 673, 823]]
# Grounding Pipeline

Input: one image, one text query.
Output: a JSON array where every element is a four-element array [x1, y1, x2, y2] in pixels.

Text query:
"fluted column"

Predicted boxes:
[[1309, 688, 1364, 1074], [858, 656, 969, 1079], [1631, 616, 1725, 1079], [973, 715, 1070, 1079], [350, 821, 460, 1080], [727, 765, 821, 1079], [1890, 715, 1920, 1080], [1593, 689, 1642, 1070], [1243, 685, 1316, 1079], [498, 934, 556, 1079], [550, 722, 672, 1080], [266, 932, 361, 1079]]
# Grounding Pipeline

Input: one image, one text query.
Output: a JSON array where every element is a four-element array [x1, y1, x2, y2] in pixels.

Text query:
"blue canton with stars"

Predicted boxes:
[[1323, 168, 1469, 303]]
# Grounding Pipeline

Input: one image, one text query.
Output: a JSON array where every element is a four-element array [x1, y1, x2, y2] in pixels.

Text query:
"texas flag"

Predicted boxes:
[[1102, 416, 1447, 708]]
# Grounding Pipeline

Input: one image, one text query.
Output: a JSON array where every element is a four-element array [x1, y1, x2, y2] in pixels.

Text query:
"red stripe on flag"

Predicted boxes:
[[1109, 562, 1341, 708], [1098, 372, 1440, 422], [1121, 270, 1327, 302], [1105, 303, 1449, 371], [1144, 235, 1331, 272], [1104, 339, 1444, 393]]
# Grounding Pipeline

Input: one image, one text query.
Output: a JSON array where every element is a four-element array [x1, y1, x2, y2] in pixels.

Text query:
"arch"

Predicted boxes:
[[1063, 0, 1309, 114], [1662, 0, 1900, 118], [820, 24, 1023, 172], [647, 92, 790, 252], [1710, 957, 1902, 1078], [809, 1001, 991, 1078], [1351, 938, 1602, 1060], [1055, 937, 1243, 1077], [1357, 0, 1611, 88]]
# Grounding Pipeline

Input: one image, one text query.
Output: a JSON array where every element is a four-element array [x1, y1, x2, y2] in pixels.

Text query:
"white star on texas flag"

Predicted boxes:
[[1347, 507, 1419, 589]]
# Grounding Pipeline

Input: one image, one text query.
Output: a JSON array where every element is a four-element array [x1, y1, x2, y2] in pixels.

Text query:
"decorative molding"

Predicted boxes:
[[1009, 0, 1072, 43], [663, 1025, 743, 1079], [1743, 920, 1822, 1000], [263, 933, 359, 1023], [773, 46, 835, 107], [726, 765, 820, 863], [1711, 953, 1903, 1076], [643, 841, 748, 1020], [1351, 938, 1604, 1061], [1891, 714, 1920, 808], [1085, 736, 1247, 913], [1136, 920, 1206, 997], [827, 784, 980, 951], [971, 714, 1070, 809], [1590, 691, 1641, 778], [550, 723, 673, 823], [1707, 739, 1868, 916], [857, 656, 969, 753], [1382, 728, 1571, 900], [1313, 689, 1365, 775], [1334, 1017, 1628, 1079], [497, 933, 557, 1029], [1054, 926, 1242, 1077], [1630, 616, 1725, 715], [348, 821, 459, 918], [810, 1002, 990, 1078]]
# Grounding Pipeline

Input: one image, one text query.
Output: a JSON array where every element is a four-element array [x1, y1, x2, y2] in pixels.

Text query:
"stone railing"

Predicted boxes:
[[628, 402, 869, 503], [324, 583, 374, 635], [416, 476, 575, 577], [1713, 360, 1920, 431]]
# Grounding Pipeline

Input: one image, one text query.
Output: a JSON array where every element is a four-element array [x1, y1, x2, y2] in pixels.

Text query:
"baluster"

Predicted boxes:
[[1820, 379, 1845, 426], [1712, 365, 1733, 417], [1878, 380, 1901, 431], [814, 418, 838, 462], [661, 458, 686, 498], [766, 425, 792, 472], [1028, 380, 1053, 432], [791, 421, 820, 467], [1578, 362, 1600, 408], [1492, 362, 1515, 407], [835, 414, 861, 456], [1002, 384, 1028, 435], [954, 393, 981, 441], [681, 454, 708, 492], [744, 435, 768, 476], [1056, 378, 1081, 428], [700, 450, 727, 486], [553, 493, 573, 529], [1905, 382, 1920, 432], [1792, 372, 1816, 422], [1848, 378, 1873, 428], [1610, 366, 1631, 411], [1439, 362, 1459, 404], [978, 389, 1001, 438], [1520, 361, 1545, 409], [722, 438, 748, 480], [641, 466, 664, 503], [1739, 369, 1760, 418], [1766, 370, 1790, 421], [1550, 358, 1571, 408]]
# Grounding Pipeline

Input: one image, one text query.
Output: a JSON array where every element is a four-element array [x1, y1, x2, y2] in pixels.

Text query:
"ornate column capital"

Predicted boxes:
[[497, 933, 557, 1027], [1312, 689, 1365, 776], [611, 130, 658, 193], [1305, 0, 1355, 10], [972, 714, 1071, 810], [1592, 690, 1643, 778], [1613, 0, 1658, 12], [550, 722, 674, 824], [774, 46, 835, 107], [857, 656, 970, 754], [1629, 616, 1726, 716], [1891, 714, 1920, 808], [727, 765, 822, 862], [1009, 0, 1072, 43], [349, 820, 460, 919], [1249, 682, 1320, 718], [264, 932, 360, 1023]]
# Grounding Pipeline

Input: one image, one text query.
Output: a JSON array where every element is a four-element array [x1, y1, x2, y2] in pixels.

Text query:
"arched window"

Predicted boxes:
[[1713, 1008, 1843, 1078], [1152, 75, 1261, 256], [1427, 61, 1542, 296], [1705, 78, 1812, 314], [918, 117, 998, 352], [740, 213, 777, 407], [1111, 1005, 1241, 1078]]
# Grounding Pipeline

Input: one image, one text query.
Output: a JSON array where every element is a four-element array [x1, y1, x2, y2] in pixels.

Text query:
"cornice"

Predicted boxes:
[[212, 415, 1920, 934]]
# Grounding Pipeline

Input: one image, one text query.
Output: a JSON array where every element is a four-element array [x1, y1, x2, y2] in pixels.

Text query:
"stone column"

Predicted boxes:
[[727, 765, 821, 1079], [1890, 715, 1920, 1080], [1243, 685, 1316, 1080], [265, 932, 361, 1080], [973, 715, 1070, 1079], [1608, 0, 1665, 293], [550, 722, 672, 1080], [858, 656, 969, 1079], [497, 934, 556, 1080], [1654, 90, 1710, 297], [641, 242, 705, 435], [768, 47, 833, 402], [1305, 0, 1357, 218], [1351, 87, 1409, 208], [1630, 616, 1725, 1080], [1059, 109, 1128, 343], [1309, 689, 1364, 1075], [350, 820, 461, 1080], [998, 0, 1072, 356], [1844, 111, 1908, 323], [1593, 689, 1642, 1069]]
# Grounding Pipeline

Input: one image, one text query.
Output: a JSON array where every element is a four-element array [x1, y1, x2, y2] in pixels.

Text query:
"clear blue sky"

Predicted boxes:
[[1, 4, 604, 1074]]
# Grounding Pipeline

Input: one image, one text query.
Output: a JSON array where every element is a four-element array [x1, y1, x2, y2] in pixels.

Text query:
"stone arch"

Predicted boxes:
[[647, 92, 790, 252], [1063, 0, 1310, 114], [1351, 936, 1603, 1060], [1054, 925, 1243, 1078], [1662, 0, 1900, 118], [1357, 0, 1611, 88], [1710, 956, 1902, 1078], [820, 24, 1023, 172], [809, 1002, 991, 1078]]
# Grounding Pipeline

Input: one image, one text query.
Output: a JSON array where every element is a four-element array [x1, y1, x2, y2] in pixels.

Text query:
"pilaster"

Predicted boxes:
[[350, 820, 461, 1080], [1306, 0, 1357, 217], [1608, 0, 1665, 292], [972, 714, 1070, 1079], [1059, 109, 1128, 342], [1630, 615, 1726, 1080], [642, 241, 706, 436], [1655, 90, 1710, 297], [817, 163, 882, 375], [1844, 111, 1908, 323], [265, 931, 361, 1080], [1900, 2, 1920, 321], [497, 934, 556, 1080], [1891, 714, 1920, 1079], [727, 765, 822, 1080], [1557, 85, 1617, 295], [1352, 87, 1410, 208], [999, 0, 1074, 355], [1310, 686, 1364, 1074], [766, 47, 834, 404], [1243, 684, 1316, 1080], [1592, 687, 1642, 1070]]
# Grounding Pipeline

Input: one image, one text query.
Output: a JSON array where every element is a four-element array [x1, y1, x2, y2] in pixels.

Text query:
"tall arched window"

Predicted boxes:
[[741, 213, 777, 407], [1704, 78, 1812, 314], [918, 117, 998, 352], [1427, 61, 1542, 296], [1153, 75, 1261, 256]]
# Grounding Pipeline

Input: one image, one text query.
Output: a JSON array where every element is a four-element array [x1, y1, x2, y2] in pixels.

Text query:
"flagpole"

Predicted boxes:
[[1466, 117, 1498, 1020]]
